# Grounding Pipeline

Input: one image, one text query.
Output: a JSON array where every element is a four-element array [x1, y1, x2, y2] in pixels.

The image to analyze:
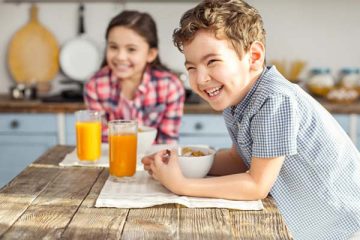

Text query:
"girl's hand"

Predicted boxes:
[[149, 149, 186, 195]]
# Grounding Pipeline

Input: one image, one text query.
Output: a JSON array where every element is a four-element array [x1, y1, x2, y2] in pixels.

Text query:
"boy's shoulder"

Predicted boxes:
[[250, 67, 298, 108]]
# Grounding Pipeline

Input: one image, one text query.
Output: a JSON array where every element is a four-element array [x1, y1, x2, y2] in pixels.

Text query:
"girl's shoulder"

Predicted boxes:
[[91, 66, 111, 80], [150, 68, 180, 82]]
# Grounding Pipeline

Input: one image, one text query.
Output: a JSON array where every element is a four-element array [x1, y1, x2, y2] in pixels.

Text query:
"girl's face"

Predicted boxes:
[[106, 26, 157, 82], [183, 30, 263, 111]]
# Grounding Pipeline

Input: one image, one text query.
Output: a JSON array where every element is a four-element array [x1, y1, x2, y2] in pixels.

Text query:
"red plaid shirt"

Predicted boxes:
[[84, 66, 185, 144]]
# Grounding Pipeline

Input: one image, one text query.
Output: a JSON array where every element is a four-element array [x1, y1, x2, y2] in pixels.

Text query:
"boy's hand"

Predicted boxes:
[[141, 152, 156, 176], [148, 149, 186, 195]]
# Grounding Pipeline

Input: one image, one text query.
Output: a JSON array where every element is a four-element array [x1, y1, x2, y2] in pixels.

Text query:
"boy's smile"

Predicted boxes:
[[183, 30, 263, 111]]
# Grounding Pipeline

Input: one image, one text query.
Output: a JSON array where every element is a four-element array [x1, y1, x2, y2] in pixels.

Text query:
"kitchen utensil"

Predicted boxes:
[[59, 3, 100, 83], [288, 60, 306, 82], [7, 4, 60, 84]]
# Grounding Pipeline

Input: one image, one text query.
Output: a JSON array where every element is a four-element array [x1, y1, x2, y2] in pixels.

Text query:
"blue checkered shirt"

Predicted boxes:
[[223, 66, 360, 240]]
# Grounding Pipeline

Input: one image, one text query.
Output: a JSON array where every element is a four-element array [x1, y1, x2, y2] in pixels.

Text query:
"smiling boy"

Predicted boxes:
[[142, 0, 360, 239]]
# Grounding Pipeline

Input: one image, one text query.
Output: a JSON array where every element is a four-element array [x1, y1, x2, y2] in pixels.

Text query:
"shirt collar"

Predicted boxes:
[[108, 65, 152, 93], [230, 66, 269, 116], [138, 66, 152, 93]]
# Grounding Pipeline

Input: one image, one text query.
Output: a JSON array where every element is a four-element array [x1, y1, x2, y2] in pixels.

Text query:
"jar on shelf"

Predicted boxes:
[[306, 68, 335, 97], [339, 68, 360, 91]]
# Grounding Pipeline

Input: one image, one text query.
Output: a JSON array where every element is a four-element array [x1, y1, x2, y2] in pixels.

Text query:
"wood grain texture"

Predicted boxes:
[[31, 168, 101, 207], [0, 167, 60, 236], [1, 205, 77, 239], [32, 145, 74, 166], [0, 145, 293, 239], [230, 198, 293, 239], [61, 207, 128, 240], [179, 208, 232, 239], [123, 207, 179, 239]]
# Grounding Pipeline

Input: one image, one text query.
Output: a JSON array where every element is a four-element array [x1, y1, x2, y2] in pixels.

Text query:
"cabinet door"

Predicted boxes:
[[0, 135, 57, 188], [0, 113, 58, 188], [332, 114, 350, 134], [180, 114, 231, 149], [65, 114, 76, 145]]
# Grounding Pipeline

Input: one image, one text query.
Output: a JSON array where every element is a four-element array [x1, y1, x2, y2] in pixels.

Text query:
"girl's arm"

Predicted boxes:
[[149, 150, 285, 201]]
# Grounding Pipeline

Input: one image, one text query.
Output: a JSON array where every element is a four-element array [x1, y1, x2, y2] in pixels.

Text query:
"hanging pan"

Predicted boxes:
[[59, 3, 100, 84]]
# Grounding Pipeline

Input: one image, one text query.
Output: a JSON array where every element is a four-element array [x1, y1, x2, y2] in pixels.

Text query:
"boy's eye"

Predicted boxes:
[[186, 66, 195, 71], [207, 59, 218, 65]]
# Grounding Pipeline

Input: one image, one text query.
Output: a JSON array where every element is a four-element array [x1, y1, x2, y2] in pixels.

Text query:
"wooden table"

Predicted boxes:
[[0, 145, 292, 239]]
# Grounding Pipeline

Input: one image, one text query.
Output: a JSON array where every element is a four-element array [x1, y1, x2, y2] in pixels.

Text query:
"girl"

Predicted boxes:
[[84, 10, 185, 144]]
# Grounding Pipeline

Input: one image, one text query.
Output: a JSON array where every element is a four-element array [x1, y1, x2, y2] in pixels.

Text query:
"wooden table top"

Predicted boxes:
[[0, 145, 292, 239]]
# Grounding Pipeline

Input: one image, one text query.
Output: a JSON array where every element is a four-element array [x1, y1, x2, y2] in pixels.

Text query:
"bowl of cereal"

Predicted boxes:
[[177, 146, 215, 178]]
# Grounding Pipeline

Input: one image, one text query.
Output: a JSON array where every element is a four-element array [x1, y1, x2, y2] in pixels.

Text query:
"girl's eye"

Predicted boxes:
[[128, 48, 137, 52], [108, 45, 117, 50]]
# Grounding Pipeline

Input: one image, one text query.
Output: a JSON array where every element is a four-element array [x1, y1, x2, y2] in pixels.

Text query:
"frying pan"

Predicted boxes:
[[59, 4, 100, 83]]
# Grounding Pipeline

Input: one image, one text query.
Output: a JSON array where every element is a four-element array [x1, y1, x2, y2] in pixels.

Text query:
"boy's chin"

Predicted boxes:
[[208, 101, 228, 112]]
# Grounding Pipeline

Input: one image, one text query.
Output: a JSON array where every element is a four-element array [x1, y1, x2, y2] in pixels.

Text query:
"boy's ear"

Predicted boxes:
[[147, 48, 159, 63], [249, 41, 265, 70]]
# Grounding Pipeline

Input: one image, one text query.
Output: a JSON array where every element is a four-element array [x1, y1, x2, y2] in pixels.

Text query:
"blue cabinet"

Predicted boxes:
[[0, 114, 58, 188], [65, 114, 76, 145], [179, 114, 232, 149]]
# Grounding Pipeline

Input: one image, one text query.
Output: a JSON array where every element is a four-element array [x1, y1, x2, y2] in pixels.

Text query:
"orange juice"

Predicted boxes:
[[76, 121, 101, 161], [109, 134, 137, 177]]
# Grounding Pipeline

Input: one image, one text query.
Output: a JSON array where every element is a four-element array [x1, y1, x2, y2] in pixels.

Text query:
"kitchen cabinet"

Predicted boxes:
[[179, 114, 232, 149], [64, 114, 233, 149], [0, 113, 58, 188], [65, 113, 76, 145]]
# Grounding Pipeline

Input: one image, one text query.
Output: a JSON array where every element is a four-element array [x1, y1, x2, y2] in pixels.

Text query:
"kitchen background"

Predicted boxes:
[[0, 0, 360, 94], [1, 0, 360, 188]]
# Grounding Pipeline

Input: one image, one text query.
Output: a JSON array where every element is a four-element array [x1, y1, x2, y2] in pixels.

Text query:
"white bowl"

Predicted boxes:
[[137, 126, 157, 155], [178, 146, 215, 178]]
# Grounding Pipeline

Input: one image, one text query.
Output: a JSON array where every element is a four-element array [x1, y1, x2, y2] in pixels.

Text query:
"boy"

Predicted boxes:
[[142, 0, 360, 239]]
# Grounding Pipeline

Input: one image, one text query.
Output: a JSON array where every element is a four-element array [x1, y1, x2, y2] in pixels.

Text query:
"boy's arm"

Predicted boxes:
[[149, 151, 285, 201], [180, 156, 285, 200], [208, 145, 248, 176]]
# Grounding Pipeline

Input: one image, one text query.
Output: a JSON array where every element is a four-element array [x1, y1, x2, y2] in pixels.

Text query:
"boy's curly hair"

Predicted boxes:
[[173, 0, 266, 58]]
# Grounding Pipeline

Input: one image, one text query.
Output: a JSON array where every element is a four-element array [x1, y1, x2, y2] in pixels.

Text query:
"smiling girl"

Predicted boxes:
[[84, 10, 185, 144]]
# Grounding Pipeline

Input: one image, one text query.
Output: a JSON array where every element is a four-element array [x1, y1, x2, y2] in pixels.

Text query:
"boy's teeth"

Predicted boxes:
[[205, 87, 222, 97]]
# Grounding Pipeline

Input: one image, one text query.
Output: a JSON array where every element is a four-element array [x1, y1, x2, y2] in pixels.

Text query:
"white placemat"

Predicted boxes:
[[95, 171, 263, 210], [59, 144, 178, 169]]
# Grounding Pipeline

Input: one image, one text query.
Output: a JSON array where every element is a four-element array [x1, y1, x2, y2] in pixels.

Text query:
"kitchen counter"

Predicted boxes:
[[0, 95, 219, 114], [1, 94, 360, 114], [0, 145, 292, 239]]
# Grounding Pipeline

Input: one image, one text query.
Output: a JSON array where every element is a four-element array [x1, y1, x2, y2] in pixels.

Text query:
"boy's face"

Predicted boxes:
[[183, 30, 261, 111]]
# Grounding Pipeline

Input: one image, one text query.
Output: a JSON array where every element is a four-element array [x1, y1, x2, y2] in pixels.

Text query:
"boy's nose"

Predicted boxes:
[[196, 69, 210, 84]]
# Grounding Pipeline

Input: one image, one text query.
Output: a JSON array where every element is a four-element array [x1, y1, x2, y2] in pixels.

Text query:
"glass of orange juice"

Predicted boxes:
[[108, 120, 137, 180], [75, 110, 102, 163]]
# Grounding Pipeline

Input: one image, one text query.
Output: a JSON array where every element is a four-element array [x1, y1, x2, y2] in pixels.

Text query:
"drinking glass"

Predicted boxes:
[[108, 120, 137, 180], [75, 110, 102, 162]]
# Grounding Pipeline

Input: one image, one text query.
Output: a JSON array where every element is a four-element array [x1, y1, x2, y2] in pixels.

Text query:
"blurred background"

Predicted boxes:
[[0, 0, 359, 96]]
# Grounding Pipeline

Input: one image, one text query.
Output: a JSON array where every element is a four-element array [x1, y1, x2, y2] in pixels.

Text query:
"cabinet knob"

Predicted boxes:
[[194, 122, 203, 130], [10, 120, 19, 129]]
